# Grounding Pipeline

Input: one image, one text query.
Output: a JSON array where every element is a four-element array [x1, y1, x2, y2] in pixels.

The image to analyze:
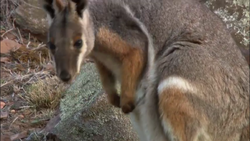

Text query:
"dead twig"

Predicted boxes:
[[0, 71, 51, 88], [1, 28, 14, 38], [16, 28, 23, 44], [19, 105, 34, 109], [9, 116, 19, 129], [0, 80, 14, 88], [31, 43, 47, 51], [19, 0, 42, 9], [0, 0, 20, 30], [26, 41, 31, 48]]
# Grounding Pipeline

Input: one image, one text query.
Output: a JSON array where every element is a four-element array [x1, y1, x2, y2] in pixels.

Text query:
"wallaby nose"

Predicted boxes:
[[59, 70, 71, 82]]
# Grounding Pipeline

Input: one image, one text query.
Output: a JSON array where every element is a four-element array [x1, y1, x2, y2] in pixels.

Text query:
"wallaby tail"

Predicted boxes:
[[157, 76, 211, 141]]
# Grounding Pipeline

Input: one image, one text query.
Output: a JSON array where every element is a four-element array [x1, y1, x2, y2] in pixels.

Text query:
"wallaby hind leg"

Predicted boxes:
[[94, 59, 120, 107], [158, 77, 211, 141]]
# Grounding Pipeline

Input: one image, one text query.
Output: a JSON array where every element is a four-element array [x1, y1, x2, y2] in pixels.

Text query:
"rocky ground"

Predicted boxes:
[[0, 22, 67, 141], [0, 0, 249, 141]]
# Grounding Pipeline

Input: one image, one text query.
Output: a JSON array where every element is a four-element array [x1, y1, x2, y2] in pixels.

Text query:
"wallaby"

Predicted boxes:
[[42, 0, 249, 141]]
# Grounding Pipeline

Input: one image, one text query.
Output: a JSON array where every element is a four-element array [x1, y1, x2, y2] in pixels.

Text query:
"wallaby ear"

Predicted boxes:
[[122, 6, 151, 39], [71, 0, 88, 18], [43, 0, 55, 19], [42, 0, 64, 19], [113, 5, 153, 54]]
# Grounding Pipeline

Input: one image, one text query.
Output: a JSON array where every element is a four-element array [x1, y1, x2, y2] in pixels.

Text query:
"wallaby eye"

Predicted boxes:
[[47, 42, 56, 50], [74, 39, 83, 49]]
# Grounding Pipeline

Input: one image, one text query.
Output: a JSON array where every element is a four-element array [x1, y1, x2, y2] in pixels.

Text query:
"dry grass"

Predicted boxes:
[[0, 0, 20, 30], [23, 76, 65, 110]]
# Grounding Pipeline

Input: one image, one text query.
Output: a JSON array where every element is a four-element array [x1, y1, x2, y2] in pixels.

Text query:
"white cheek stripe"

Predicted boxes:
[[77, 40, 87, 73], [76, 12, 90, 73], [77, 52, 84, 73], [157, 76, 196, 94], [46, 14, 53, 26]]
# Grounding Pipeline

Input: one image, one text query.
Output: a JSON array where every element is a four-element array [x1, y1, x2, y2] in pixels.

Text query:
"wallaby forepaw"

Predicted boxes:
[[121, 102, 135, 114], [108, 93, 121, 108]]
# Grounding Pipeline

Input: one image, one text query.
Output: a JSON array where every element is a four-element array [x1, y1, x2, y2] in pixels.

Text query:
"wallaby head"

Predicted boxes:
[[42, 0, 94, 82]]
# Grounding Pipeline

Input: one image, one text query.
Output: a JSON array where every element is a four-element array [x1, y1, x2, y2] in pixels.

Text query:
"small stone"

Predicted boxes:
[[0, 57, 10, 63], [45, 63, 55, 72], [19, 115, 24, 118], [1, 135, 11, 141], [0, 101, 6, 109], [0, 111, 8, 119], [3, 32, 17, 40], [0, 39, 21, 54], [10, 131, 28, 141], [11, 110, 16, 113], [11, 101, 25, 110]]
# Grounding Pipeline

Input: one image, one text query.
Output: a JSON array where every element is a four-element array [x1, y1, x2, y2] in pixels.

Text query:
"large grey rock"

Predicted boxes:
[[13, 0, 48, 43], [27, 63, 138, 141], [204, 0, 249, 49]]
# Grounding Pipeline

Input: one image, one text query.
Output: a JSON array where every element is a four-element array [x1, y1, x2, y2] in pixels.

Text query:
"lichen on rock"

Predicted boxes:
[[59, 63, 102, 120], [205, 0, 249, 48]]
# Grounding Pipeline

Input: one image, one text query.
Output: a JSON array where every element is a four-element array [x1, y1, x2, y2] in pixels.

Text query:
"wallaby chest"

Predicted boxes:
[[92, 52, 122, 82]]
